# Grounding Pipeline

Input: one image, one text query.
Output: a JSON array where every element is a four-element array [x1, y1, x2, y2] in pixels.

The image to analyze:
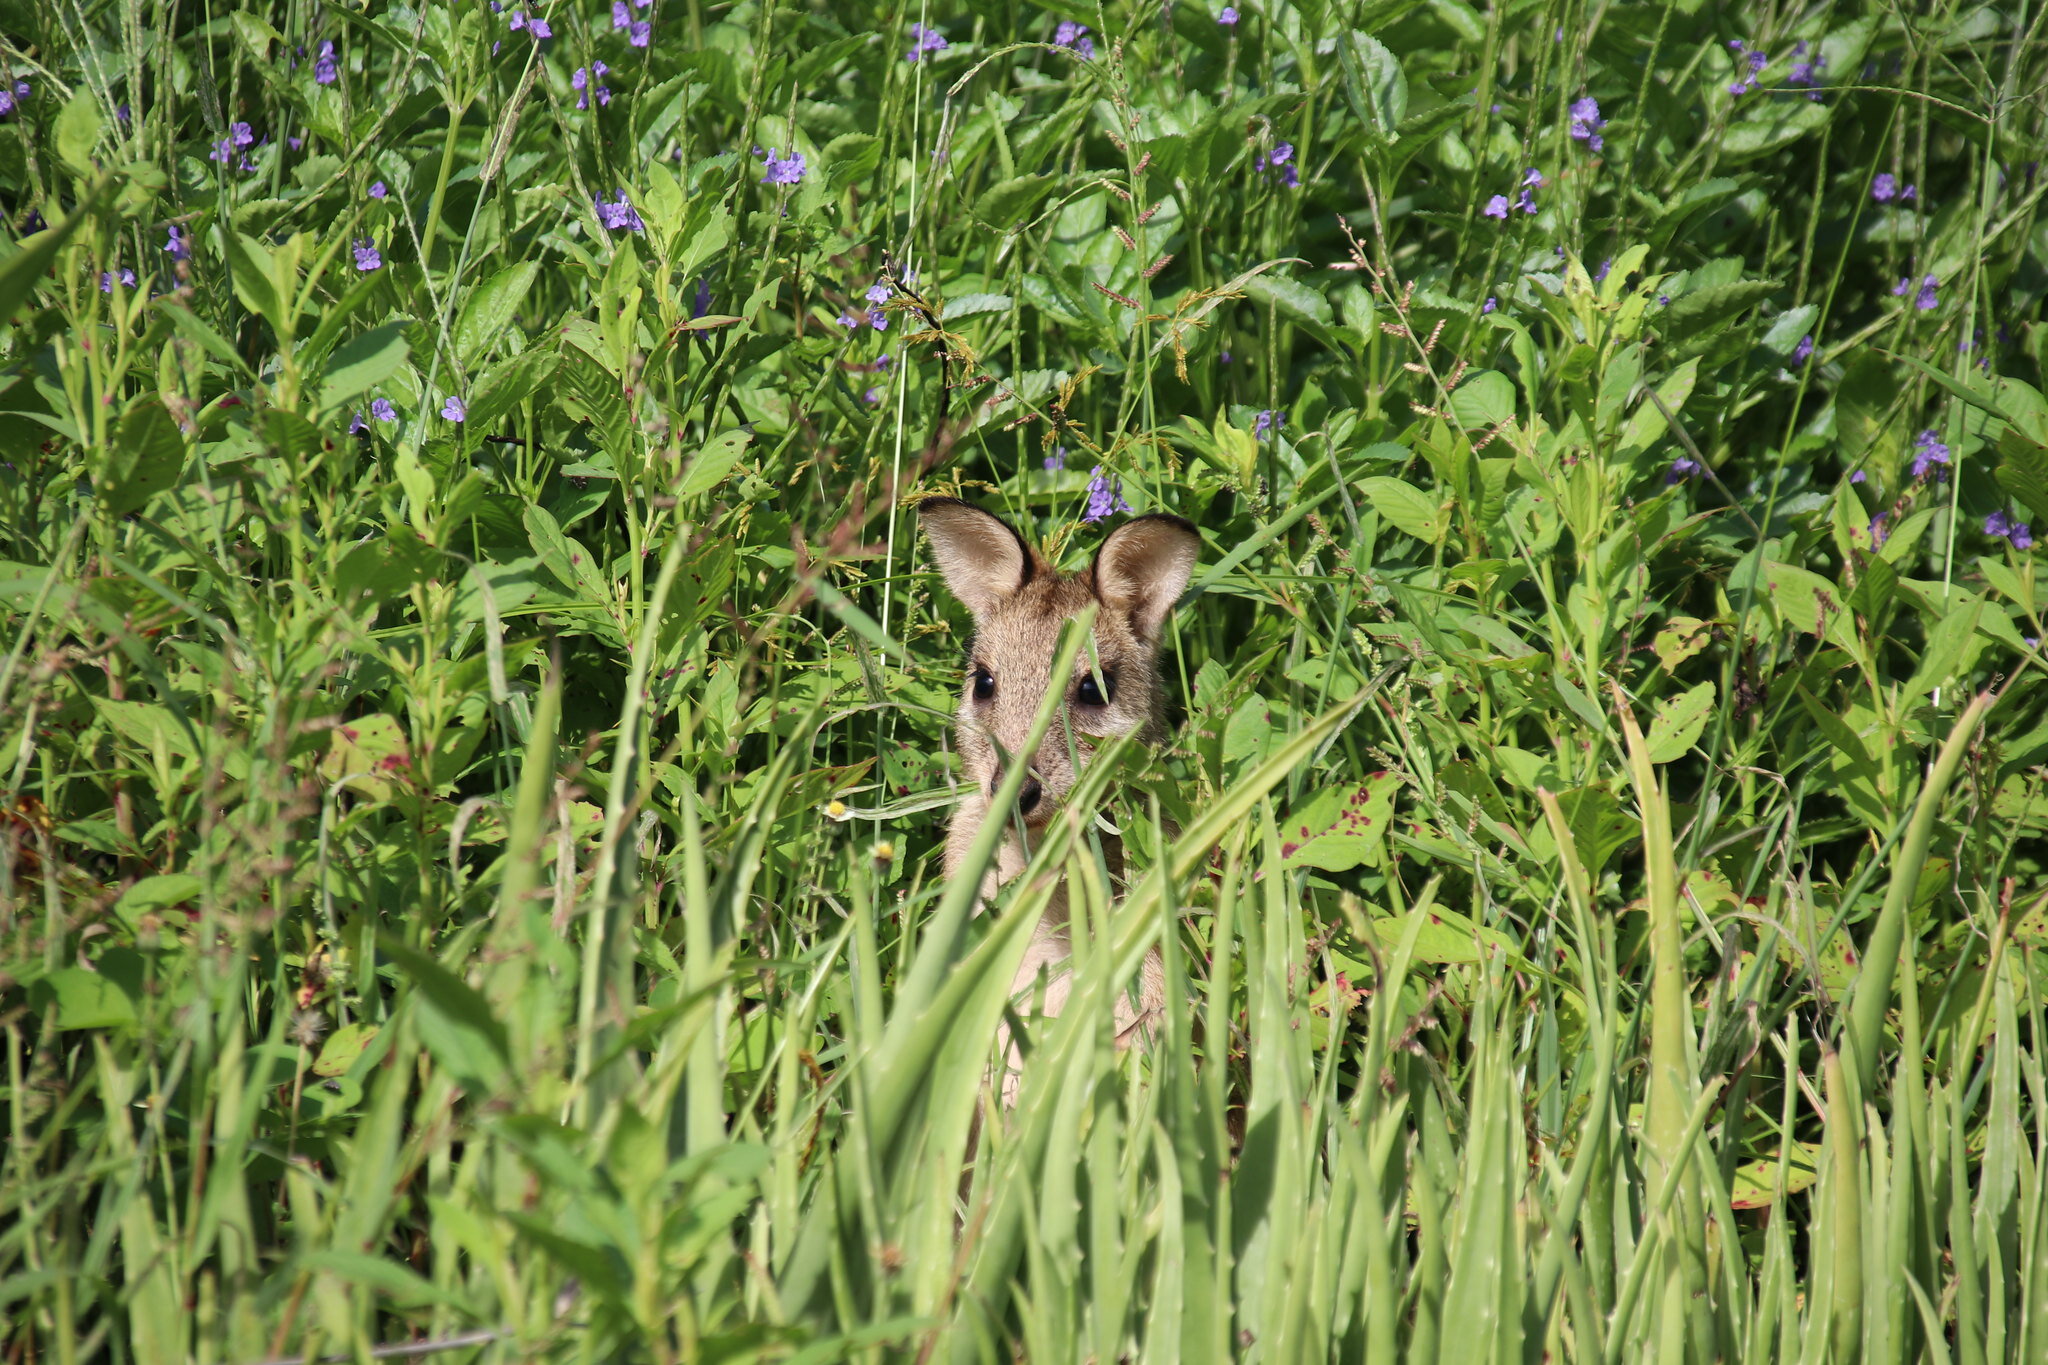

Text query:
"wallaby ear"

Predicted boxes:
[[917, 498, 1039, 616], [1092, 513, 1200, 641]]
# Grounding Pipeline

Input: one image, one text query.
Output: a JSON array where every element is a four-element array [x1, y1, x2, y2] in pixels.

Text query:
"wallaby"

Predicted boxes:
[[917, 497, 1201, 1103]]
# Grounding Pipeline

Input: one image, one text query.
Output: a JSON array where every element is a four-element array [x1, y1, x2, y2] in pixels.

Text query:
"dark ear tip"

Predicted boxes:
[[914, 495, 976, 520]]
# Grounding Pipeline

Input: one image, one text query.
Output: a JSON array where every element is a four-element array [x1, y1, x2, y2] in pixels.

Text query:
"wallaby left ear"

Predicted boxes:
[[1092, 513, 1201, 641]]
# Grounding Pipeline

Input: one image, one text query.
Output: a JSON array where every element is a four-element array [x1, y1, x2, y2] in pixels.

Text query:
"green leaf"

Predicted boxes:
[[30, 967, 138, 1030], [1661, 279, 1778, 335], [1644, 681, 1715, 763], [677, 428, 752, 502], [1340, 32, 1407, 140], [0, 183, 105, 335], [974, 173, 1059, 227], [465, 347, 560, 433], [1722, 103, 1829, 160], [376, 934, 512, 1096], [320, 322, 409, 416], [99, 401, 187, 516], [1450, 370, 1515, 429], [1903, 596, 1984, 701], [1241, 274, 1336, 341], [335, 528, 444, 608], [54, 90, 104, 175], [1360, 476, 1444, 545], [1994, 429, 2048, 525], [1280, 772, 1401, 870], [455, 261, 539, 366]]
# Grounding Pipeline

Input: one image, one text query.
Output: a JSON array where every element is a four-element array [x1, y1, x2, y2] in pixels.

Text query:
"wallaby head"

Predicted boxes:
[[918, 498, 1201, 835]]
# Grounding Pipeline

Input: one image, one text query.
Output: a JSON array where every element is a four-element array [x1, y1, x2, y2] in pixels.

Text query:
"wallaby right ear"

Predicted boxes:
[[917, 498, 1038, 616]]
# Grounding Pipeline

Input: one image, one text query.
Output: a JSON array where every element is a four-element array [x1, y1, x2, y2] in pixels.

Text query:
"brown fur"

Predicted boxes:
[[918, 498, 1200, 1104]]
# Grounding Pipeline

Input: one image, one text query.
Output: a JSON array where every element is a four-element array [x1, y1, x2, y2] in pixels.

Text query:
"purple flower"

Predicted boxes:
[[315, 40, 338, 85], [868, 308, 888, 331], [612, 1, 629, 28], [875, 353, 893, 370], [630, 20, 650, 47], [1515, 167, 1542, 213], [371, 398, 398, 422], [863, 387, 882, 404], [760, 147, 806, 185], [1728, 45, 1765, 96], [692, 277, 712, 318], [836, 310, 858, 329], [1084, 467, 1132, 521], [165, 225, 190, 260], [1270, 142, 1293, 165], [1044, 448, 1067, 471], [1483, 194, 1509, 219], [865, 282, 890, 305], [1910, 429, 1950, 479], [1667, 456, 1703, 483], [1892, 276, 1911, 297], [1054, 21, 1095, 59], [1219, 7, 1239, 25], [595, 189, 644, 232], [441, 395, 467, 423], [572, 63, 611, 109], [1568, 95, 1605, 151], [1869, 513, 1889, 548], [1850, 470, 1866, 484], [907, 23, 948, 61], [529, 16, 552, 39], [1482, 296, 1497, 313], [2015, 523, 2037, 551], [1915, 275, 1938, 310], [1593, 257, 1612, 283], [1793, 334, 1814, 365], [349, 411, 369, 435], [1872, 173, 1898, 202], [369, 180, 387, 198], [353, 237, 382, 271], [0, 86, 17, 118], [1986, 510, 2018, 540], [509, 10, 524, 28], [287, 134, 303, 151], [1789, 45, 1825, 97], [1253, 409, 1283, 440]]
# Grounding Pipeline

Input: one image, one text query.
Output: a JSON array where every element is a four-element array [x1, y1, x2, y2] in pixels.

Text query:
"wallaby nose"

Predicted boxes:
[[1017, 777, 1043, 814]]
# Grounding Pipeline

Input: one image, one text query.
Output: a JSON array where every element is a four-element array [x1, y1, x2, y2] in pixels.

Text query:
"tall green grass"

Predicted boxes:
[[3, 0, 2046, 1359]]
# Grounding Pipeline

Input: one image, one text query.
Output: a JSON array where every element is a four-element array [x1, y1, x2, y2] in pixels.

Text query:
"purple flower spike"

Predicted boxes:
[[613, 1, 629, 28], [1084, 467, 1132, 522], [906, 23, 948, 61], [442, 395, 467, 423], [315, 41, 338, 85], [1568, 95, 1605, 152], [1054, 21, 1095, 59], [595, 189, 644, 232], [1910, 429, 1950, 479], [1914, 275, 1938, 310], [352, 237, 382, 271], [1253, 409, 1283, 440], [630, 21, 650, 47], [165, 225, 190, 260], [760, 148, 806, 185]]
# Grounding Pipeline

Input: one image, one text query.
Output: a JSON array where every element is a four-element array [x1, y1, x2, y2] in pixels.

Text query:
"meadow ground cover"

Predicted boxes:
[[3, 0, 2047, 1359]]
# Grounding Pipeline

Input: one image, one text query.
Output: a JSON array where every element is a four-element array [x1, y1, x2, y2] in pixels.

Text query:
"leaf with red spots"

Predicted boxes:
[[1279, 772, 1402, 871]]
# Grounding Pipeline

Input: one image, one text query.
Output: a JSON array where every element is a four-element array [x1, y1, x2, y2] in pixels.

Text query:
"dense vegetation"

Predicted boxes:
[[3, 0, 2046, 1359]]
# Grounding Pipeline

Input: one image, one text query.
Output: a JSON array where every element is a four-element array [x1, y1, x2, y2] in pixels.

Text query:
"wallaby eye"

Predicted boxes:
[[1076, 671, 1114, 706], [971, 667, 996, 701]]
